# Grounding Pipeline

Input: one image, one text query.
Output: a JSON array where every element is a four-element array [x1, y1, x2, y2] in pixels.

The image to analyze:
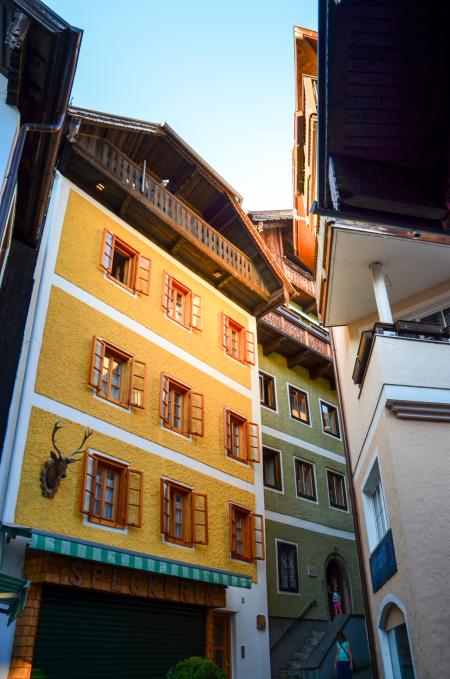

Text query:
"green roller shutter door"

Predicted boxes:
[[31, 585, 206, 679]]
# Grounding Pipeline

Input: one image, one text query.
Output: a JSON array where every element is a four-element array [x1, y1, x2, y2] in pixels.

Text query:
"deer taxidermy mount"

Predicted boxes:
[[40, 420, 92, 498]]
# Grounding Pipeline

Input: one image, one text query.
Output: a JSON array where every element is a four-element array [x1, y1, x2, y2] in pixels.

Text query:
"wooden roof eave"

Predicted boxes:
[[232, 199, 294, 300]]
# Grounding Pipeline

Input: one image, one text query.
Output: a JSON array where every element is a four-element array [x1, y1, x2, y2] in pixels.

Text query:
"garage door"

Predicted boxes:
[[31, 585, 206, 679]]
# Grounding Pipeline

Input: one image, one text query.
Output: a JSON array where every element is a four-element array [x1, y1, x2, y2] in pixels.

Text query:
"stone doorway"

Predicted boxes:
[[325, 553, 352, 618]]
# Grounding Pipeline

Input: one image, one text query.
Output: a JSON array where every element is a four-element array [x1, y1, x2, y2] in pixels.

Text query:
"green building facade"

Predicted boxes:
[[259, 340, 363, 624], [249, 211, 364, 657]]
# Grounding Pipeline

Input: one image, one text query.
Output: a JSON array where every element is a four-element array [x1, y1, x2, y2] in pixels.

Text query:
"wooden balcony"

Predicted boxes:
[[62, 134, 274, 312], [281, 258, 316, 310], [258, 308, 334, 387]]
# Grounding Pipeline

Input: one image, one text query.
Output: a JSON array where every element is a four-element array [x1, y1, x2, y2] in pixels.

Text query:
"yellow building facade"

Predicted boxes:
[[1, 109, 287, 679]]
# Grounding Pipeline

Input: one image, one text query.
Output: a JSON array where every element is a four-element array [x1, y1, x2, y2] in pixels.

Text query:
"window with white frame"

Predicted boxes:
[[362, 458, 390, 551], [320, 400, 341, 438], [372, 480, 388, 543], [277, 541, 299, 593]]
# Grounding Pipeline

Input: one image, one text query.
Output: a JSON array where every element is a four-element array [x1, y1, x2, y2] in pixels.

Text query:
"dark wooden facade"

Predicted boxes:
[[318, 0, 449, 232], [0, 0, 81, 454]]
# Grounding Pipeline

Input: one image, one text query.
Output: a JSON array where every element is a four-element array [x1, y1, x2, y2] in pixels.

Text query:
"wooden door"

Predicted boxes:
[[213, 612, 231, 678]]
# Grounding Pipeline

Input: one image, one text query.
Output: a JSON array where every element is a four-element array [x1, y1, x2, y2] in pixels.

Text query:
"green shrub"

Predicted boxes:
[[166, 656, 226, 679]]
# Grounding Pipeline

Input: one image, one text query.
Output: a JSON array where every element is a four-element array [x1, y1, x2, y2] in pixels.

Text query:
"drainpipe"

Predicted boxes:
[[329, 331, 380, 678], [369, 262, 393, 324], [0, 27, 82, 248]]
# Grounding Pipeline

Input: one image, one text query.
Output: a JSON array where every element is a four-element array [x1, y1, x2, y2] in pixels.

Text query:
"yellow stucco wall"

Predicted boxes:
[[34, 286, 255, 483], [55, 189, 252, 389], [15, 407, 257, 580]]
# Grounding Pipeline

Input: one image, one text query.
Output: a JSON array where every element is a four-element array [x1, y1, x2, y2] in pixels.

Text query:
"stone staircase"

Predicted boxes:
[[273, 629, 326, 679]]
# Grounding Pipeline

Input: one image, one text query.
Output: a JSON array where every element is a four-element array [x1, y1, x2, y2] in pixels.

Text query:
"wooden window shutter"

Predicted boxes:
[[100, 229, 114, 273], [80, 452, 97, 516], [189, 392, 204, 437], [192, 492, 208, 545], [251, 513, 265, 560], [124, 468, 143, 527], [245, 330, 256, 365], [130, 359, 146, 408], [191, 294, 202, 330], [229, 504, 237, 554], [160, 478, 170, 536], [160, 373, 170, 423], [224, 409, 232, 455], [89, 336, 105, 389], [221, 313, 230, 350], [136, 256, 151, 295], [246, 421, 261, 463], [162, 272, 173, 312]]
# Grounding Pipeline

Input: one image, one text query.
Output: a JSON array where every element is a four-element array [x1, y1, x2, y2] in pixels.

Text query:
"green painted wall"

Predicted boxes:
[[259, 344, 364, 618], [265, 520, 364, 619]]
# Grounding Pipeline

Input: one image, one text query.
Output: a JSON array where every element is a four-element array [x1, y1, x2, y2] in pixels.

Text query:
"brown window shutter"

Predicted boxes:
[[136, 256, 151, 295], [229, 504, 237, 554], [124, 468, 143, 527], [246, 421, 261, 463], [251, 513, 265, 560], [160, 373, 170, 423], [162, 272, 173, 312], [160, 478, 170, 536], [192, 492, 208, 545], [245, 330, 256, 365], [189, 392, 204, 437], [221, 313, 230, 350], [130, 359, 146, 409], [100, 229, 114, 272], [224, 409, 232, 454], [89, 336, 105, 389], [80, 452, 97, 517], [191, 294, 202, 330]]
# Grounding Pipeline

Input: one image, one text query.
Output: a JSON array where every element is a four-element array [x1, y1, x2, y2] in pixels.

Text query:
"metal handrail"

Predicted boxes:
[[270, 599, 317, 652]]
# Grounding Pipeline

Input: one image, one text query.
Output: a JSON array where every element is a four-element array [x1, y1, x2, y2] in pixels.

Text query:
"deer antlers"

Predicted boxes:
[[42, 421, 93, 498], [51, 420, 93, 462]]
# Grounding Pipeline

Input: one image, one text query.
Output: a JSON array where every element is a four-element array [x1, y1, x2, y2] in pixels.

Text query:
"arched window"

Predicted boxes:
[[379, 603, 415, 678]]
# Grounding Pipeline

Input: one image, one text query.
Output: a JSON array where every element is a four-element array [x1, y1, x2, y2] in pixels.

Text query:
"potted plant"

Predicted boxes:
[[166, 656, 226, 679]]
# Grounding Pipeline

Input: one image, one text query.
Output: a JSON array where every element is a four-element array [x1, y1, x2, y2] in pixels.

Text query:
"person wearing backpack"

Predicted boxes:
[[334, 631, 354, 678]]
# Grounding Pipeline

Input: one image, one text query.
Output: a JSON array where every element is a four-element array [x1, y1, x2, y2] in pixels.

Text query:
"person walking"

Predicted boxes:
[[334, 631, 353, 679]]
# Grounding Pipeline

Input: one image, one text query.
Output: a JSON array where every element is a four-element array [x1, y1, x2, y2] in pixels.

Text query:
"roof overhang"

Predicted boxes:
[[324, 221, 450, 326], [1, 0, 82, 245]]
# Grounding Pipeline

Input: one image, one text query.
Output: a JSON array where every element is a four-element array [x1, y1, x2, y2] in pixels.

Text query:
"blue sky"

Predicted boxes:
[[47, 1, 317, 210]]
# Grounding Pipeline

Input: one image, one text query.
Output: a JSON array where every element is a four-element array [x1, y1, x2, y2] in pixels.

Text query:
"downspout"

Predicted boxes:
[[0, 27, 82, 248], [329, 331, 380, 678]]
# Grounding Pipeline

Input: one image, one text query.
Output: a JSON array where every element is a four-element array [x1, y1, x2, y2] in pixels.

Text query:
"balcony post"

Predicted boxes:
[[369, 262, 393, 324]]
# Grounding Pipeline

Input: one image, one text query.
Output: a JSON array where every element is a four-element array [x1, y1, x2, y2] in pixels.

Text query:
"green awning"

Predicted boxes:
[[30, 531, 252, 589], [0, 572, 30, 626]]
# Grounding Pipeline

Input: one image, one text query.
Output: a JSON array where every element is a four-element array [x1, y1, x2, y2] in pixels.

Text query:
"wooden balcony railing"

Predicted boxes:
[[74, 135, 268, 294], [281, 259, 315, 298], [262, 310, 332, 360], [352, 320, 450, 386]]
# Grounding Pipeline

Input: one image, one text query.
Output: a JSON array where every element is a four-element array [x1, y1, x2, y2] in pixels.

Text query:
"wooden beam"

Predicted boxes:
[[287, 349, 310, 369], [262, 336, 286, 357], [309, 361, 331, 381], [216, 273, 233, 290], [171, 165, 197, 194], [204, 198, 229, 224], [170, 237, 185, 256], [119, 195, 133, 219]]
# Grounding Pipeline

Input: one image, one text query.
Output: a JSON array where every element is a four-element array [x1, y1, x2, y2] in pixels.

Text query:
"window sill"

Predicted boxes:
[[105, 272, 137, 297], [93, 390, 131, 412], [83, 515, 128, 535], [227, 453, 249, 466]]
